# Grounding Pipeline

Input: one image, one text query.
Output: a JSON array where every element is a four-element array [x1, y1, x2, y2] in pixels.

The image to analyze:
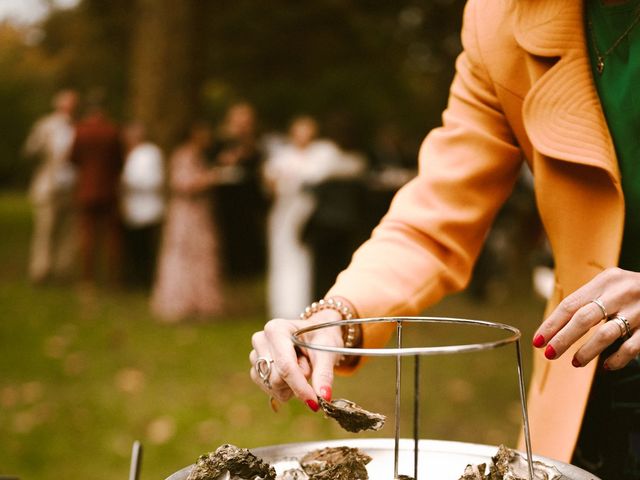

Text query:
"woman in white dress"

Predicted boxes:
[[264, 116, 364, 319]]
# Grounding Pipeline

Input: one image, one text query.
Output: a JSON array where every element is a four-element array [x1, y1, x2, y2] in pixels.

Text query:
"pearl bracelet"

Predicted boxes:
[[300, 298, 361, 367], [300, 297, 354, 321]]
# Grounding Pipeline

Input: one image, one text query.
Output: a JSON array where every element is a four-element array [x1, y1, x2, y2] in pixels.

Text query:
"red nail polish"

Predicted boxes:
[[544, 344, 556, 360], [603, 362, 610, 371], [533, 335, 545, 348], [572, 357, 581, 368], [319, 386, 332, 401], [306, 399, 319, 412]]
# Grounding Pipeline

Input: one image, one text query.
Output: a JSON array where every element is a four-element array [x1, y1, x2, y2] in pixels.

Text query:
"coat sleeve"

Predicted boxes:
[[327, 0, 523, 350]]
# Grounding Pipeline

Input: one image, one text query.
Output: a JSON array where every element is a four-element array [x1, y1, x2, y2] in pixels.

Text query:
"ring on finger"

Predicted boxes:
[[610, 317, 627, 339], [610, 315, 632, 340], [255, 356, 274, 389], [591, 298, 608, 321]]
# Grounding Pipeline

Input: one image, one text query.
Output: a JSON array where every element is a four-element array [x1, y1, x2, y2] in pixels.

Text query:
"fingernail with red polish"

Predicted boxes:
[[306, 399, 319, 412], [533, 334, 545, 348], [319, 386, 332, 401], [572, 357, 581, 368], [544, 344, 556, 360], [603, 362, 610, 371]]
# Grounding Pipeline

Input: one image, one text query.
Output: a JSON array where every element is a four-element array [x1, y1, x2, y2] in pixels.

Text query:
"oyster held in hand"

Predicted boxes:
[[187, 444, 276, 480], [317, 397, 386, 433], [300, 446, 372, 480], [458, 445, 564, 480]]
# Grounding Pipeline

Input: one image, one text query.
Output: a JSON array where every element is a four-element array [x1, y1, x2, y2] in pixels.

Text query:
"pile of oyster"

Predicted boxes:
[[187, 397, 381, 480], [280, 446, 372, 480], [186, 398, 565, 480], [187, 445, 371, 480], [186, 444, 276, 480], [458, 445, 564, 480]]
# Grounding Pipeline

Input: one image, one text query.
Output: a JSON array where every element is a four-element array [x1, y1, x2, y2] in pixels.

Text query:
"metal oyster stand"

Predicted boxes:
[[291, 316, 590, 480]]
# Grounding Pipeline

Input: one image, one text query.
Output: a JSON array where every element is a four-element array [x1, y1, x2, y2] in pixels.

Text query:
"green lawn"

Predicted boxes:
[[0, 192, 546, 479]]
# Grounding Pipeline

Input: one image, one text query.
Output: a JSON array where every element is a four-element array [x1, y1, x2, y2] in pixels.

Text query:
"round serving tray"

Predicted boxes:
[[164, 438, 599, 480]]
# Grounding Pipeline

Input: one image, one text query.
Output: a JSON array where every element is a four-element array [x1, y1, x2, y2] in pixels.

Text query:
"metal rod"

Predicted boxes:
[[413, 355, 421, 480], [393, 320, 403, 480], [292, 316, 521, 357], [129, 441, 143, 480], [515, 340, 534, 480]]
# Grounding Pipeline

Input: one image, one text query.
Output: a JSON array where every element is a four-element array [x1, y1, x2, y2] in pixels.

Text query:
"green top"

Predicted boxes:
[[586, 0, 640, 271]]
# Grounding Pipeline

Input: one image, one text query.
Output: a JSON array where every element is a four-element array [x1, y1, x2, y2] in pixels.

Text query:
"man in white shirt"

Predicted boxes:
[[121, 122, 165, 288]]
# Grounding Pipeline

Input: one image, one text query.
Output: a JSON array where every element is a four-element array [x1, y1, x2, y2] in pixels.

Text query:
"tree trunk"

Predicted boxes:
[[129, 0, 199, 153]]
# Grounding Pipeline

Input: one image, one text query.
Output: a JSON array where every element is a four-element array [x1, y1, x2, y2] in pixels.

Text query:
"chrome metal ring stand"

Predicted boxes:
[[292, 317, 535, 480]]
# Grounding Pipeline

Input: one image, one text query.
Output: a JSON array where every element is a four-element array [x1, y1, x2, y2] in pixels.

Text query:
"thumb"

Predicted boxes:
[[311, 350, 336, 401]]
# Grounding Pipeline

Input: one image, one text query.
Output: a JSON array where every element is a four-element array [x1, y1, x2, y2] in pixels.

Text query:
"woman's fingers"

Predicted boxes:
[[305, 324, 341, 401], [534, 268, 640, 369], [250, 331, 295, 401], [533, 269, 630, 358], [604, 329, 640, 370], [571, 319, 625, 367], [533, 281, 605, 353], [540, 300, 607, 359], [263, 319, 318, 409], [249, 365, 293, 401], [297, 354, 312, 379]]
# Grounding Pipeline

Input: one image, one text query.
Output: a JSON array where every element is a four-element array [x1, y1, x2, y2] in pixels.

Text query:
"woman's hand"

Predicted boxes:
[[249, 310, 343, 411], [533, 267, 640, 370]]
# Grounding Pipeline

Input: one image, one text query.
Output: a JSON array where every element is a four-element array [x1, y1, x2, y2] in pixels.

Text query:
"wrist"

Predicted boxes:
[[300, 297, 362, 368]]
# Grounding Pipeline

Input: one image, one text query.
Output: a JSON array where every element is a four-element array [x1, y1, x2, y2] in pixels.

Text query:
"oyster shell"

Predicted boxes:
[[459, 463, 488, 480], [300, 446, 372, 480], [458, 445, 565, 480], [187, 444, 276, 480], [277, 469, 309, 480], [317, 397, 386, 433]]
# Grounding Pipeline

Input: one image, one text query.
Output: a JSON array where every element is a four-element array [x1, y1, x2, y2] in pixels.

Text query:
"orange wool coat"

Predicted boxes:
[[328, 0, 624, 463]]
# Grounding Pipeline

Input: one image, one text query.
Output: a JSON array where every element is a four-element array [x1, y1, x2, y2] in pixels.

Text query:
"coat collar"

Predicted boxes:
[[514, 0, 619, 181]]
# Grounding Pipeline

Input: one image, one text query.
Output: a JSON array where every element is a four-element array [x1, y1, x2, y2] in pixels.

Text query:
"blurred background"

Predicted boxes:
[[0, 0, 553, 479]]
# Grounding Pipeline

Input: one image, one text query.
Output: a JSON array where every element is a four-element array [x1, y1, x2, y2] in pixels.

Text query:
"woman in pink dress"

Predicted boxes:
[[151, 123, 223, 321]]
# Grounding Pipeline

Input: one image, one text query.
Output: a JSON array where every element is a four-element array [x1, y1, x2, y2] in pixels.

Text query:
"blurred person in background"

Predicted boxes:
[[69, 89, 124, 289], [23, 89, 79, 284], [303, 112, 367, 299], [151, 122, 224, 322], [120, 122, 165, 289], [264, 116, 333, 318], [365, 123, 417, 247], [210, 102, 267, 278]]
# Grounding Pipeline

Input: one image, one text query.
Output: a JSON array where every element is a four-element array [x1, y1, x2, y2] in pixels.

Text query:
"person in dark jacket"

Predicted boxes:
[[69, 90, 124, 287]]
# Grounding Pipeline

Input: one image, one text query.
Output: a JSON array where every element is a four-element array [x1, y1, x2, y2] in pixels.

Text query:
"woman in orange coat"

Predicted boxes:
[[250, 0, 640, 477]]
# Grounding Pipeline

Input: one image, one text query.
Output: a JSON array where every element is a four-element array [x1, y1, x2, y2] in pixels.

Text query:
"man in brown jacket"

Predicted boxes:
[[70, 91, 124, 286]]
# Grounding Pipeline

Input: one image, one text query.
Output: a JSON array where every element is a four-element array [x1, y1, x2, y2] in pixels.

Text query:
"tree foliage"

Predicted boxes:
[[0, 0, 466, 186]]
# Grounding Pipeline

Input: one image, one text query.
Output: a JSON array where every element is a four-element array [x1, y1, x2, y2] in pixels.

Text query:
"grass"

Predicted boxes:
[[0, 191, 546, 479]]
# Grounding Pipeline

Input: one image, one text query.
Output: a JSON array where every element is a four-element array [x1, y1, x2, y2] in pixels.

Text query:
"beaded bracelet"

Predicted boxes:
[[300, 298, 362, 367]]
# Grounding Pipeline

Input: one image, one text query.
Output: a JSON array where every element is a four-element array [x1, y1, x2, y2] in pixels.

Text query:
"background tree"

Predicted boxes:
[[129, 0, 201, 152], [0, 0, 465, 186]]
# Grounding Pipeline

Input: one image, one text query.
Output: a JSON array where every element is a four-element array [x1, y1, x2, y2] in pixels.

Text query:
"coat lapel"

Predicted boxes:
[[514, 0, 620, 181]]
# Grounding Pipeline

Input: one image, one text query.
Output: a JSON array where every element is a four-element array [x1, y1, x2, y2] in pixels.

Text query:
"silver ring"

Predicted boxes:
[[591, 298, 608, 320], [610, 315, 632, 340], [610, 317, 627, 339], [255, 356, 274, 389]]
